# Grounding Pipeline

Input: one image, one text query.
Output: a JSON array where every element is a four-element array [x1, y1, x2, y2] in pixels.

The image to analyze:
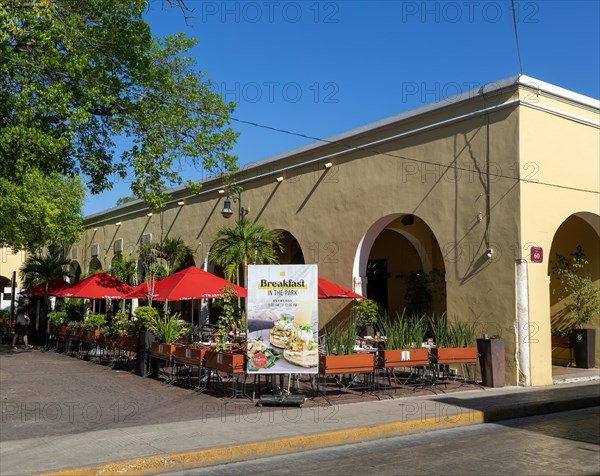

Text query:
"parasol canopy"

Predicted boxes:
[[318, 277, 364, 299], [126, 280, 156, 299], [151, 266, 247, 301], [52, 272, 133, 300], [20, 277, 71, 296]]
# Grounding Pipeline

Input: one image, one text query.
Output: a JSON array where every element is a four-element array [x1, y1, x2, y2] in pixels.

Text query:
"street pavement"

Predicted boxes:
[[161, 407, 600, 476], [1, 345, 599, 476]]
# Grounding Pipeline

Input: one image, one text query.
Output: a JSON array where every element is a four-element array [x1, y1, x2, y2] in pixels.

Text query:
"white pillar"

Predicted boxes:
[[516, 259, 531, 386]]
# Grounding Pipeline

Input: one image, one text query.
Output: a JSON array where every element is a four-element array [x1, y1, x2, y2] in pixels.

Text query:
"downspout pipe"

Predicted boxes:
[[516, 259, 531, 386]]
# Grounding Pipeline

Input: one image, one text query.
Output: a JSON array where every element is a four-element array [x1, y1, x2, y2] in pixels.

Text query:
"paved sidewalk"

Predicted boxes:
[[1, 347, 598, 476]]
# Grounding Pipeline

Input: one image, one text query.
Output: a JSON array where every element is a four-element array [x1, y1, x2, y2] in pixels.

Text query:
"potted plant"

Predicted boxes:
[[204, 286, 245, 374], [319, 320, 374, 374], [147, 312, 186, 358], [81, 313, 106, 341], [429, 314, 477, 364], [47, 310, 67, 335], [376, 311, 429, 368], [552, 245, 600, 369], [352, 299, 382, 337]]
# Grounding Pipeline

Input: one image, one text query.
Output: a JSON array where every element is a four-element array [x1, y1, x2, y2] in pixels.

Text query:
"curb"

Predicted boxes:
[[37, 395, 599, 476]]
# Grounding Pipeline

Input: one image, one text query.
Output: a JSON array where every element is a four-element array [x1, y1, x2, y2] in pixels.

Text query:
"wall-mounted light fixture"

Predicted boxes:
[[218, 189, 226, 194], [93, 228, 98, 232], [485, 248, 494, 260], [401, 215, 415, 226], [147, 212, 153, 217], [221, 192, 247, 220], [115, 222, 122, 227], [324, 162, 333, 169], [177, 201, 185, 206], [275, 176, 284, 183]]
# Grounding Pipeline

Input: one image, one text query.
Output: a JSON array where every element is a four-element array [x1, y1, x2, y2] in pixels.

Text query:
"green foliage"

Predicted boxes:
[[1, 0, 238, 215], [1, 170, 85, 251], [429, 314, 477, 348], [323, 320, 358, 356], [46, 311, 67, 326], [109, 255, 138, 285], [82, 313, 106, 330], [159, 237, 194, 275], [64, 299, 84, 322], [404, 268, 446, 316], [146, 311, 185, 344], [352, 299, 382, 326], [552, 245, 600, 329], [134, 306, 160, 331], [215, 285, 244, 348], [209, 219, 283, 283], [19, 244, 70, 291], [378, 310, 428, 350]]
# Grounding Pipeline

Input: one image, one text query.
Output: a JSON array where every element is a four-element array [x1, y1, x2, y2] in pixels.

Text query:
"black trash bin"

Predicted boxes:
[[477, 337, 505, 387], [136, 331, 156, 377], [572, 329, 596, 369]]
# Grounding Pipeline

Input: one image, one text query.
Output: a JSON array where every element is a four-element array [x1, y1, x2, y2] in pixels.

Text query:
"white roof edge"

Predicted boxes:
[[519, 74, 600, 109], [85, 75, 599, 220], [238, 75, 599, 169]]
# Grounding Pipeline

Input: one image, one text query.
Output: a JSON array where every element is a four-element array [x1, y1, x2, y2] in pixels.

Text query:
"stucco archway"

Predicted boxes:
[[69, 261, 81, 283], [353, 214, 446, 316], [547, 212, 600, 367], [274, 230, 305, 265]]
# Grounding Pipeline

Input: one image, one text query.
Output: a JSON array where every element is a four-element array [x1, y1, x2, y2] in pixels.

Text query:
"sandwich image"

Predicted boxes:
[[283, 324, 318, 368]]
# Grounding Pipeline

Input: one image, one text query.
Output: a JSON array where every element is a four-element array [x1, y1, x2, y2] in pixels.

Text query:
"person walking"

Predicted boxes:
[[12, 298, 32, 351]]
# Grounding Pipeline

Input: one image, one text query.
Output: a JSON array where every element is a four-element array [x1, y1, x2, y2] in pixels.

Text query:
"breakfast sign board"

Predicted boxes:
[[246, 264, 318, 374]]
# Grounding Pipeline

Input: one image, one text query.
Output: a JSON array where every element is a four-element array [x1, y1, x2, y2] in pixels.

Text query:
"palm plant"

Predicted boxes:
[[19, 245, 70, 292], [108, 255, 137, 285], [209, 219, 283, 285], [159, 237, 194, 276]]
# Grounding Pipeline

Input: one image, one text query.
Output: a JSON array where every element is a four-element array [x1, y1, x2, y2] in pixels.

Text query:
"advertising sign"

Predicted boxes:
[[246, 264, 318, 374]]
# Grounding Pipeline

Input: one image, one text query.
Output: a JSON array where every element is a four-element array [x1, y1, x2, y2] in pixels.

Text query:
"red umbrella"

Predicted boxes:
[[126, 280, 156, 299], [318, 277, 364, 299], [152, 266, 247, 301], [53, 272, 133, 300], [21, 277, 71, 296]]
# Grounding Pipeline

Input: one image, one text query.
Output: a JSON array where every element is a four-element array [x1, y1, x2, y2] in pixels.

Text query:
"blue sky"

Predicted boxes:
[[83, 0, 600, 215]]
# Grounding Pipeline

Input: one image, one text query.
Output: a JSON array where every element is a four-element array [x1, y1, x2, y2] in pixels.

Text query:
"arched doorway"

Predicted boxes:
[[353, 214, 446, 317], [69, 261, 82, 283], [89, 257, 101, 274], [548, 212, 600, 368], [275, 230, 305, 265]]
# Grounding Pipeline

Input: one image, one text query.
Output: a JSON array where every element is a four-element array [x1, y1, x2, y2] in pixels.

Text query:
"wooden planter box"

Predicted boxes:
[[98, 334, 118, 348], [204, 350, 245, 374], [319, 353, 374, 375], [83, 329, 101, 342], [174, 345, 206, 366], [56, 325, 68, 338], [431, 347, 477, 364], [376, 348, 429, 368], [117, 336, 139, 352], [150, 341, 177, 358], [68, 328, 84, 340]]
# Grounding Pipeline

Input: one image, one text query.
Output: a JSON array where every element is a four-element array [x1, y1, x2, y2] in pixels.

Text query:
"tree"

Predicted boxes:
[[552, 245, 600, 329], [209, 219, 283, 285], [19, 245, 70, 292], [19, 245, 70, 333], [0, 170, 85, 251], [159, 237, 194, 276], [108, 255, 138, 285], [1, 1, 238, 221]]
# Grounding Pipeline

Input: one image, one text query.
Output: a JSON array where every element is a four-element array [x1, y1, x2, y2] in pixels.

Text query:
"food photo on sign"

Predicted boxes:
[[246, 264, 319, 374]]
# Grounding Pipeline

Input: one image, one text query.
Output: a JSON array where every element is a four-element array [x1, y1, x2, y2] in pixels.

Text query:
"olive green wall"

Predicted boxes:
[[76, 80, 599, 386]]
